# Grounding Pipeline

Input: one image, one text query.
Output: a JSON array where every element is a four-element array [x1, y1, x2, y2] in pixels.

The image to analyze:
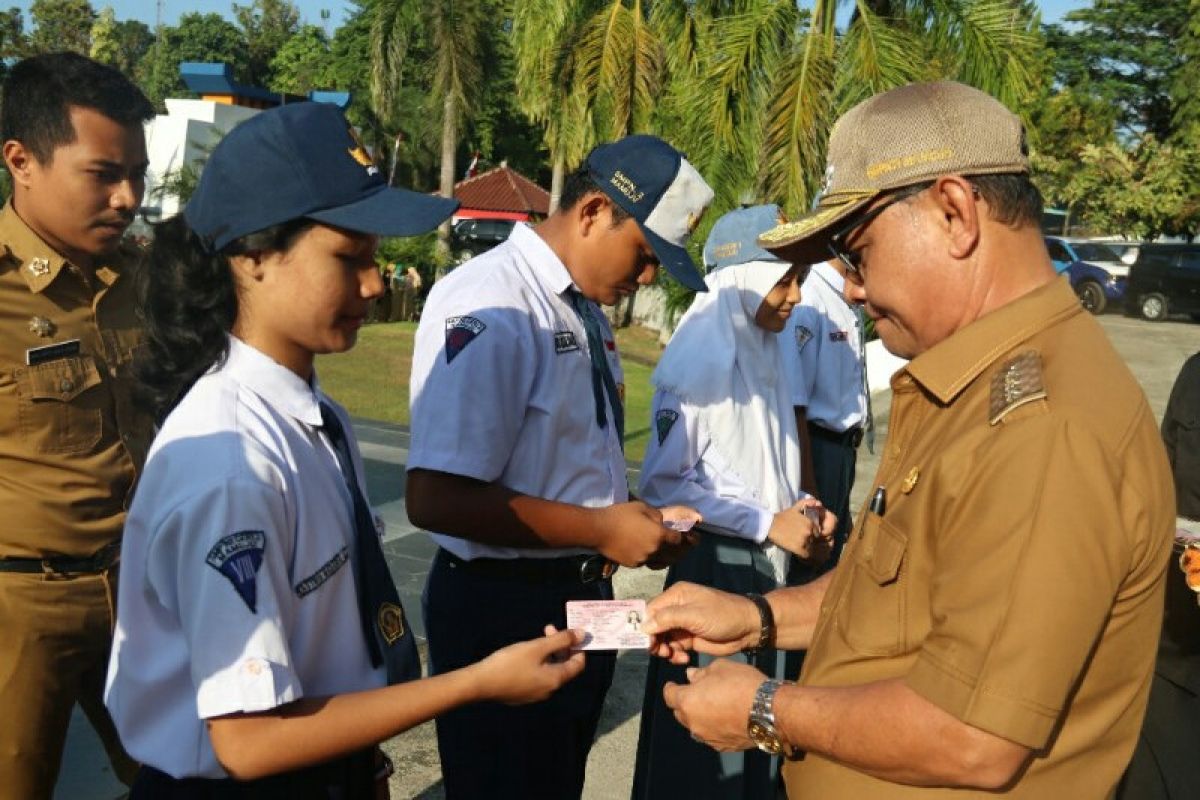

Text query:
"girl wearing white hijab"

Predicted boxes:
[[631, 205, 834, 800]]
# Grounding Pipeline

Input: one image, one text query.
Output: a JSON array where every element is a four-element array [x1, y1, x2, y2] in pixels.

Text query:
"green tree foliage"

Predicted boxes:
[[1063, 137, 1200, 240], [0, 7, 25, 64], [137, 13, 247, 109], [28, 0, 95, 55], [234, 0, 301, 89], [111, 18, 154, 76], [88, 6, 119, 65], [269, 24, 332, 95], [1172, 0, 1200, 141]]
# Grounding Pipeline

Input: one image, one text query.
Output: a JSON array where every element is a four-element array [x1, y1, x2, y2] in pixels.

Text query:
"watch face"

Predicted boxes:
[[748, 720, 783, 755]]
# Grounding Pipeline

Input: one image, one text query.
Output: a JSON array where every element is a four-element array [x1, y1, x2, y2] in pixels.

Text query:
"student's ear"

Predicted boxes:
[[576, 192, 610, 238], [4, 139, 38, 189], [227, 251, 268, 284]]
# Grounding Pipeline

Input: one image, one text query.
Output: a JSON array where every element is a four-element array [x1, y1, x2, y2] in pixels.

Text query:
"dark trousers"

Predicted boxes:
[[423, 548, 617, 800], [130, 750, 375, 799], [802, 423, 858, 573]]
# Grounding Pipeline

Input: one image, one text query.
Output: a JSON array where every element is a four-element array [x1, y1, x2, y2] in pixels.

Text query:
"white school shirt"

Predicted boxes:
[[782, 261, 867, 432], [638, 390, 779, 544], [407, 222, 628, 561], [104, 337, 383, 779]]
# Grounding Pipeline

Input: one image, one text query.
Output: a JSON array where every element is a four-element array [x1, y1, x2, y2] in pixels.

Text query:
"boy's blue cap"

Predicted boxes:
[[586, 135, 714, 292], [703, 204, 788, 270], [184, 102, 459, 252]]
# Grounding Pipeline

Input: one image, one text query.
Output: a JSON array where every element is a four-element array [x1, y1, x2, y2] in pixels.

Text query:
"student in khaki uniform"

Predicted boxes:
[[0, 53, 154, 798], [638, 81, 1175, 798]]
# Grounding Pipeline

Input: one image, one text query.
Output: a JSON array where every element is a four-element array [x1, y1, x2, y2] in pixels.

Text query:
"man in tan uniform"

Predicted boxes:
[[641, 81, 1174, 797], [0, 53, 154, 798]]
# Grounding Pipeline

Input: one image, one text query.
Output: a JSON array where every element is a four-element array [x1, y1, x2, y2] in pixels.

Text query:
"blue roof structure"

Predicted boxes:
[[178, 62, 350, 109]]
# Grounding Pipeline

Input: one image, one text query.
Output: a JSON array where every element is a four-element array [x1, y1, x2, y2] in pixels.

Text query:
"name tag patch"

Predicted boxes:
[[554, 331, 580, 353], [655, 409, 679, 444], [206, 530, 266, 613], [795, 326, 813, 353], [25, 338, 81, 366], [445, 315, 486, 363], [294, 546, 349, 598], [829, 330, 848, 342]]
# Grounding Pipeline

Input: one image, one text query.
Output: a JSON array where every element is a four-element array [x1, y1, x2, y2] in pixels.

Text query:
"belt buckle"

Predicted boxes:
[[578, 555, 615, 583]]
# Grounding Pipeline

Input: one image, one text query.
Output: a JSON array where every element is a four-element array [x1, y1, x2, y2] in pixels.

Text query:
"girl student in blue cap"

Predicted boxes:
[[631, 205, 837, 800], [103, 102, 585, 798]]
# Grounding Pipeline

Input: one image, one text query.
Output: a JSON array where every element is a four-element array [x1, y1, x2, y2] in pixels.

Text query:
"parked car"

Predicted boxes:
[[1044, 236, 1130, 314], [1123, 243, 1200, 321], [450, 218, 516, 263]]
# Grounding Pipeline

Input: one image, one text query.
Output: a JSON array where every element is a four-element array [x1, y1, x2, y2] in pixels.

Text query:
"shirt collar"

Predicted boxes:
[[509, 221, 577, 297], [903, 278, 1081, 404], [812, 260, 845, 294], [224, 336, 325, 427], [0, 200, 129, 293]]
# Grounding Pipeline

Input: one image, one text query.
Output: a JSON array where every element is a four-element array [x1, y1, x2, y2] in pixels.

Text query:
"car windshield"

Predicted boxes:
[[1072, 243, 1123, 262]]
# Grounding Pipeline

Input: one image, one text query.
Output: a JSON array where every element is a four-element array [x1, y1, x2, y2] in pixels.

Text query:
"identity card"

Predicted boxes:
[[566, 599, 650, 651]]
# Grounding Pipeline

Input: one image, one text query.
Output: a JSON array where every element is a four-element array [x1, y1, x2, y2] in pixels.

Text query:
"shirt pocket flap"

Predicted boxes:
[[25, 356, 102, 403], [858, 515, 906, 585]]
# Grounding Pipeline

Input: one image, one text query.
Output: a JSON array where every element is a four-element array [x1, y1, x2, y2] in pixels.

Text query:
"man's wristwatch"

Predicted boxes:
[[747, 678, 799, 758], [743, 593, 775, 654]]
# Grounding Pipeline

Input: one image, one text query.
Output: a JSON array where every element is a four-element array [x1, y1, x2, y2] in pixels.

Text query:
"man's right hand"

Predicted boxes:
[[591, 501, 697, 568], [641, 582, 763, 665]]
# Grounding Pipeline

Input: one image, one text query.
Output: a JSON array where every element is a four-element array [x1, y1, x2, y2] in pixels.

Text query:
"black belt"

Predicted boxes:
[[441, 548, 617, 584], [0, 541, 120, 574], [809, 422, 863, 448]]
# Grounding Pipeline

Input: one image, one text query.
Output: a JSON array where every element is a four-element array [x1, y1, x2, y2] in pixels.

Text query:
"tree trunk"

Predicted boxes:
[[550, 150, 566, 214], [435, 92, 457, 281]]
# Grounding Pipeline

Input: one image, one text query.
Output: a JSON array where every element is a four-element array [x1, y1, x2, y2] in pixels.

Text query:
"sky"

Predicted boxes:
[[17, 0, 1090, 31]]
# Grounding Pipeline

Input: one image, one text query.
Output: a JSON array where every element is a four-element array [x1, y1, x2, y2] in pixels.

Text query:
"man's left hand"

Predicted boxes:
[[662, 658, 764, 751]]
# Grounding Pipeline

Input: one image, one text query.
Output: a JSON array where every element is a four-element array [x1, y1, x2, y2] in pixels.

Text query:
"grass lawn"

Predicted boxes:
[[316, 319, 666, 463]]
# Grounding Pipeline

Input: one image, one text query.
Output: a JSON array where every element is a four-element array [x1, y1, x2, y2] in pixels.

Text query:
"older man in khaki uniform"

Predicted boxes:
[[641, 81, 1174, 798], [0, 53, 153, 798]]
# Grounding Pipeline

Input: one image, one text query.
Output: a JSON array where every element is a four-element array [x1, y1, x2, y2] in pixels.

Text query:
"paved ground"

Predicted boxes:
[[56, 311, 1199, 799]]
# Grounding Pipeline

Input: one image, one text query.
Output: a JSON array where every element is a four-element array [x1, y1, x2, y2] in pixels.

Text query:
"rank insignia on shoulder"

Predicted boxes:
[[795, 325, 813, 352], [444, 315, 486, 363], [554, 330, 580, 354], [655, 409, 679, 445], [206, 530, 266, 613], [989, 350, 1047, 425]]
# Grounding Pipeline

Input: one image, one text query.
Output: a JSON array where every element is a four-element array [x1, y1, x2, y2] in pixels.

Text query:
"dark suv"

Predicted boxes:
[[450, 218, 515, 263], [1123, 243, 1200, 321]]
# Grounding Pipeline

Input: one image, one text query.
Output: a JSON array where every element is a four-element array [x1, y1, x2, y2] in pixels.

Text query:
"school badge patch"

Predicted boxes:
[[379, 602, 406, 644], [554, 331, 580, 353], [795, 325, 813, 353], [445, 315, 486, 363], [206, 530, 266, 613], [655, 409, 679, 445]]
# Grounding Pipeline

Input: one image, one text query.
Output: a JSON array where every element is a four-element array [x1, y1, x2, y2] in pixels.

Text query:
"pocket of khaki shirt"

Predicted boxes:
[[16, 355, 104, 454], [835, 511, 908, 656]]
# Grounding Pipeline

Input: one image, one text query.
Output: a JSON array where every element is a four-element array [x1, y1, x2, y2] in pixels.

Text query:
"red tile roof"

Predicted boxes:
[[454, 165, 550, 216]]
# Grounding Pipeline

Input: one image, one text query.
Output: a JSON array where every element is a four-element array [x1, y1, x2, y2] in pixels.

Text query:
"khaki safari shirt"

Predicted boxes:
[[0, 202, 150, 560], [785, 278, 1174, 798]]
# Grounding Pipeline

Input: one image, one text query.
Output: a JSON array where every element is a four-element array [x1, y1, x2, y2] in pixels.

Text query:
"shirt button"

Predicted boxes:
[[59, 378, 75, 394]]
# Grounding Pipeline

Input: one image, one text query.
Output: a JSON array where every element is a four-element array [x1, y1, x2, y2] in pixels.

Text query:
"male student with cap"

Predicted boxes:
[[407, 134, 713, 799], [640, 80, 1174, 798], [782, 257, 870, 572], [0, 52, 153, 799]]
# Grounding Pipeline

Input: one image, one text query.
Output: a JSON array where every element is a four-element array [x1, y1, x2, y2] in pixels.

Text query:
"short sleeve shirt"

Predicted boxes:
[[785, 279, 1175, 798], [105, 338, 382, 779], [781, 262, 866, 432], [0, 201, 151, 558], [407, 223, 628, 560]]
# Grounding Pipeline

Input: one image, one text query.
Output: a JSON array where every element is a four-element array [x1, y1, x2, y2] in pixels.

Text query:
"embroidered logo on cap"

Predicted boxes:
[[655, 409, 679, 445], [610, 170, 645, 203], [206, 530, 266, 613], [554, 331, 580, 354], [445, 315, 486, 363]]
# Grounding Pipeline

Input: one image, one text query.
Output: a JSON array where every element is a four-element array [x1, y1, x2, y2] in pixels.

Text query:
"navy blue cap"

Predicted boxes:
[[184, 102, 459, 252], [585, 135, 714, 291], [703, 205, 788, 271]]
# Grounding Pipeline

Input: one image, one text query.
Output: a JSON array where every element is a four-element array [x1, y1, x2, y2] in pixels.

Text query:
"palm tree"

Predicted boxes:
[[373, 0, 485, 267]]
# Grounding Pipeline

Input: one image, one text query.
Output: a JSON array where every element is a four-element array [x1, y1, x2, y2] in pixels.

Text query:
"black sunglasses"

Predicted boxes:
[[826, 182, 934, 277]]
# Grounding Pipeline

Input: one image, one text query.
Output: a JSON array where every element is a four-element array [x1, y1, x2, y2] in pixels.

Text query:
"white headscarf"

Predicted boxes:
[[651, 260, 802, 581]]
